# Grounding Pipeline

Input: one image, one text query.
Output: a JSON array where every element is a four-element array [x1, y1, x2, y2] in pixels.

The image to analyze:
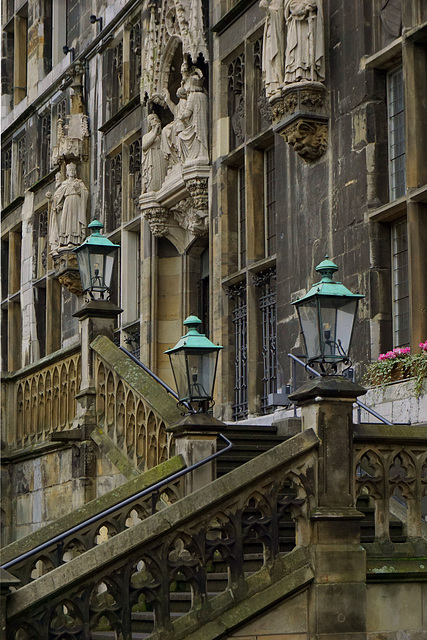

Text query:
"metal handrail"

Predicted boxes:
[[119, 346, 195, 413], [1, 434, 232, 572], [287, 353, 394, 426]]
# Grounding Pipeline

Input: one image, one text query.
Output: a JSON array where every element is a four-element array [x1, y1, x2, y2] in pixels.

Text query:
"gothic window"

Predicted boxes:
[[264, 147, 276, 256], [1, 145, 12, 208], [391, 218, 409, 347], [254, 269, 277, 414], [113, 40, 124, 113], [129, 21, 142, 99], [108, 152, 123, 231], [129, 138, 142, 219], [229, 282, 248, 420], [40, 113, 51, 178], [387, 66, 405, 201], [57, 97, 67, 122], [228, 53, 245, 150], [238, 165, 246, 269]]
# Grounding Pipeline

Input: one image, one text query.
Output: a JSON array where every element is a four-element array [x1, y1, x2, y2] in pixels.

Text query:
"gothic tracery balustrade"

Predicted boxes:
[[13, 350, 81, 448], [7, 433, 318, 639], [354, 435, 427, 542], [94, 352, 170, 471]]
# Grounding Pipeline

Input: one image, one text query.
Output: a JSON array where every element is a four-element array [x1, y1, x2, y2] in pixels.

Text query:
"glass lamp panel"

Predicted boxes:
[[104, 252, 115, 290], [297, 299, 321, 361], [169, 351, 190, 400], [186, 351, 218, 400], [88, 251, 107, 291], [319, 298, 358, 361], [75, 248, 91, 292]]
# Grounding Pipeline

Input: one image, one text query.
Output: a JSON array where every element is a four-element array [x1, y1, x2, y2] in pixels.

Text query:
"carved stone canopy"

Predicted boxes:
[[52, 249, 83, 296], [270, 83, 328, 162], [51, 114, 90, 166]]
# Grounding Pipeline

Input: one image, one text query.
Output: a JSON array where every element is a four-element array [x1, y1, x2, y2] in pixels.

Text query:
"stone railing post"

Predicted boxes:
[[50, 300, 123, 504], [289, 376, 368, 638], [166, 413, 226, 495]]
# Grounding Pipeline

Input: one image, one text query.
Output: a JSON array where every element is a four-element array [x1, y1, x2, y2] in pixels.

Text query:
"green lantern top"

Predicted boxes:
[[292, 257, 364, 304], [74, 219, 120, 252], [165, 316, 223, 354]]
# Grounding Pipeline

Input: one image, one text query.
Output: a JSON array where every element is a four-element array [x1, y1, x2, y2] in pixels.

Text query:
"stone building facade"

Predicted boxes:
[[1, 1, 427, 637]]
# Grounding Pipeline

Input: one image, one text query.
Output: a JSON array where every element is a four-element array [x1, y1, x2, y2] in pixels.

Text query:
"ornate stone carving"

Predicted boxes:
[[143, 206, 169, 237], [281, 120, 327, 162], [141, 114, 168, 193], [172, 197, 208, 236], [58, 270, 83, 297], [284, 0, 325, 84], [51, 113, 90, 166], [185, 177, 208, 211], [52, 250, 83, 296], [271, 83, 327, 161]]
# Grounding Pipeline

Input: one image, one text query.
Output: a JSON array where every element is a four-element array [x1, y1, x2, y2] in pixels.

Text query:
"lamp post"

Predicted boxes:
[[71, 220, 122, 479], [292, 257, 364, 374], [73, 219, 120, 301], [165, 315, 223, 413], [165, 316, 225, 494]]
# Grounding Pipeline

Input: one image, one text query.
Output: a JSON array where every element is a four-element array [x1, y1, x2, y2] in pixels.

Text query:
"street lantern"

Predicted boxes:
[[73, 219, 120, 300], [292, 257, 364, 368], [165, 316, 223, 411]]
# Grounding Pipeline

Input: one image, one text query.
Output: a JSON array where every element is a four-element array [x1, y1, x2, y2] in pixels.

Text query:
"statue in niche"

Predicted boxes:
[[284, 0, 325, 84], [154, 86, 188, 167], [177, 68, 209, 165], [47, 172, 63, 254], [141, 113, 168, 193], [54, 163, 88, 247], [259, 0, 285, 97]]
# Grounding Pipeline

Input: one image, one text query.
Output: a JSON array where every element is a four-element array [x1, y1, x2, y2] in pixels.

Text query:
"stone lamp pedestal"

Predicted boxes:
[[166, 412, 226, 496], [289, 376, 368, 638]]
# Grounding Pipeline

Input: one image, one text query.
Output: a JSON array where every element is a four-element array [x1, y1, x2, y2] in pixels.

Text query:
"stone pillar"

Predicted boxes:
[[289, 376, 368, 639], [167, 413, 226, 495]]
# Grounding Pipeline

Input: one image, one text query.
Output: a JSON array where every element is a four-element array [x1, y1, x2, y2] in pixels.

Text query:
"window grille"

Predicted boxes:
[[264, 147, 276, 256], [254, 268, 277, 414], [387, 66, 405, 201], [238, 166, 246, 269], [392, 218, 409, 347], [227, 282, 248, 420]]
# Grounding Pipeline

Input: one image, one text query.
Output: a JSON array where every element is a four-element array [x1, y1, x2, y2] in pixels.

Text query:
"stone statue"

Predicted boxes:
[[47, 172, 63, 254], [156, 86, 188, 167], [259, 0, 285, 97], [141, 114, 168, 192], [177, 68, 209, 165], [55, 163, 88, 247], [284, 0, 325, 84]]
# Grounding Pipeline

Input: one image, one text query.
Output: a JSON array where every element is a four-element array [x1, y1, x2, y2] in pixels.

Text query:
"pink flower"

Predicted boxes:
[[419, 340, 427, 351]]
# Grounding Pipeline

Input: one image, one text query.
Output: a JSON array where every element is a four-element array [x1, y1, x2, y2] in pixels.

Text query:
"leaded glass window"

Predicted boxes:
[[264, 147, 276, 256], [228, 282, 248, 420], [238, 166, 246, 269]]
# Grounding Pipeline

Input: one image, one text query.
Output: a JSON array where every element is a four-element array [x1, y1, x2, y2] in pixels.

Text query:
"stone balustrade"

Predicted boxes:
[[2, 346, 81, 450]]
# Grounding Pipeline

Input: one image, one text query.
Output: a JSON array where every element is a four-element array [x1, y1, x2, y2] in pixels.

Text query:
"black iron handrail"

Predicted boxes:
[[287, 353, 394, 426], [1, 434, 232, 572], [119, 345, 195, 413]]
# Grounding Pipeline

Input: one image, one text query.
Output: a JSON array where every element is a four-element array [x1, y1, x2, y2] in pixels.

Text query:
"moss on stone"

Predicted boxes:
[[1, 455, 185, 566], [91, 335, 182, 425]]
